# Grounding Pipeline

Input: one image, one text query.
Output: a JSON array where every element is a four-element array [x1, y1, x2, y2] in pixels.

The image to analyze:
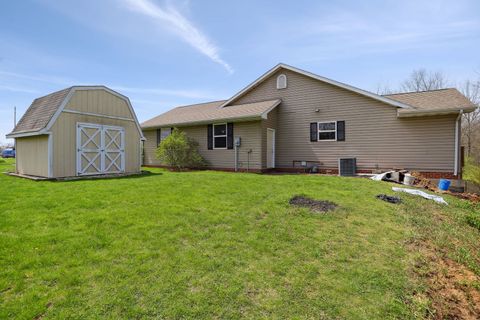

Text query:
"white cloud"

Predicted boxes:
[[0, 84, 40, 94], [0, 70, 76, 86], [111, 85, 220, 99], [122, 0, 233, 73]]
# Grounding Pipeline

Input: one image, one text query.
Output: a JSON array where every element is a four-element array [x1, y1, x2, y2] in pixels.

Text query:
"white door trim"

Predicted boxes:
[[76, 122, 125, 176]]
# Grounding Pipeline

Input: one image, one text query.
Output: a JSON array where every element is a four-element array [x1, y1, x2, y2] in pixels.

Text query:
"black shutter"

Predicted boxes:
[[227, 123, 234, 149], [337, 121, 345, 141], [207, 124, 213, 150], [310, 122, 318, 142], [156, 129, 161, 146]]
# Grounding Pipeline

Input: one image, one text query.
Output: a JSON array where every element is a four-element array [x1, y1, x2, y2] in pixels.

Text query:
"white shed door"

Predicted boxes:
[[77, 123, 125, 176]]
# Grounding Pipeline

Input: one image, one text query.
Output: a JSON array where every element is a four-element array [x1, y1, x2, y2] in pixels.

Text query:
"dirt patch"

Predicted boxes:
[[410, 240, 480, 319], [289, 195, 337, 213]]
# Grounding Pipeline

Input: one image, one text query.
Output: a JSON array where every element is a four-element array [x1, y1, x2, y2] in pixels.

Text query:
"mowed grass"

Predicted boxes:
[[1, 158, 479, 319]]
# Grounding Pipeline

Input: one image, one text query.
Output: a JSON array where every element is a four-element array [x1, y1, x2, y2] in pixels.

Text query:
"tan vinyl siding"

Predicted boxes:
[[234, 69, 456, 172], [143, 121, 263, 170], [65, 89, 135, 119], [15, 135, 49, 177], [261, 108, 278, 168], [143, 129, 161, 166]]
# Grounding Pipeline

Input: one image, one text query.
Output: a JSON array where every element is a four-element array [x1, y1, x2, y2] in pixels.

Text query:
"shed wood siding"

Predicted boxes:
[[16, 135, 49, 177], [143, 121, 263, 170], [232, 69, 457, 172], [65, 89, 135, 119], [50, 90, 141, 178]]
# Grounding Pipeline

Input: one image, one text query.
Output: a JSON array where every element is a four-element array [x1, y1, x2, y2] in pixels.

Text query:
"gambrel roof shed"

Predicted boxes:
[[7, 86, 144, 178]]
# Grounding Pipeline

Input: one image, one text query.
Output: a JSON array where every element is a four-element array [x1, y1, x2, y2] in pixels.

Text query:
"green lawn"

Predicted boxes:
[[1, 158, 479, 319]]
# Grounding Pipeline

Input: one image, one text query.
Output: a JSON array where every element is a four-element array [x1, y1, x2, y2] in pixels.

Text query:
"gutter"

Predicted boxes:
[[454, 109, 463, 176], [397, 106, 475, 118], [141, 115, 264, 130]]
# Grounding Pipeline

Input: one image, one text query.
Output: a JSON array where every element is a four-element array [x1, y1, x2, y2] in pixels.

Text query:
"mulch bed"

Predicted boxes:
[[289, 195, 337, 213]]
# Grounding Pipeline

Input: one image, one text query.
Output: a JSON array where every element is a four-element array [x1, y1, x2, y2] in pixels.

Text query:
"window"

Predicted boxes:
[[156, 128, 172, 146], [161, 128, 171, 141], [318, 121, 336, 141], [213, 123, 227, 149], [276, 74, 287, 89]]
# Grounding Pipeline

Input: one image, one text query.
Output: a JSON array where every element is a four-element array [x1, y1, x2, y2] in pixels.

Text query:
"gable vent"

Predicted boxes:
[[276, 74, 287, 89], [339, 158, 356, 176]]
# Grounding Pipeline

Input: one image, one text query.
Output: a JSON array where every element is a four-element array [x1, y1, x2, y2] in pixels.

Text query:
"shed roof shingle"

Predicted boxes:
[[10, 87, 72, 135], [141, 99, 281, 128]]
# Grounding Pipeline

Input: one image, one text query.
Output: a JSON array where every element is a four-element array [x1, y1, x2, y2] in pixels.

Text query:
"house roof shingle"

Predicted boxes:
[[11, 87, 72, 134], [384, 88, 476, 114], [141, 99, 282, 129]]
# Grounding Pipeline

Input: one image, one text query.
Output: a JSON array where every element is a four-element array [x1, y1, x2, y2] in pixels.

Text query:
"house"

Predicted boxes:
[[142, 64, 476, 178], [6, 86, 144, 178]]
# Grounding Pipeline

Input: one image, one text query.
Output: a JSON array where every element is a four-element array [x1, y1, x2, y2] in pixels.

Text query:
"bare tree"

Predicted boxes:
[[460, 79, 480, 159], [400, 68, 449, 92], [375, 83, 396, 95]]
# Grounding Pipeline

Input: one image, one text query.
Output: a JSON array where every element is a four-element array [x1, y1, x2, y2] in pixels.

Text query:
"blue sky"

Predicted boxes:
[[1, 0, 479, 143]]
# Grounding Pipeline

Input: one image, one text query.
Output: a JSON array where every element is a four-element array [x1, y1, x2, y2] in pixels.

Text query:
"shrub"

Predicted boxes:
[[156, 129, 206, 171], [463, 157, 480, 185]]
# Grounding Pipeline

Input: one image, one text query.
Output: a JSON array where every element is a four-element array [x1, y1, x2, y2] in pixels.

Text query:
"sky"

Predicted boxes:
[[1, 0, 479, 144]]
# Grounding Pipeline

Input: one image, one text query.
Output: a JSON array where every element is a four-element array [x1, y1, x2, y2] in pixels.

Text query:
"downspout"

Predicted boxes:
[[454, 110, 463, 177]]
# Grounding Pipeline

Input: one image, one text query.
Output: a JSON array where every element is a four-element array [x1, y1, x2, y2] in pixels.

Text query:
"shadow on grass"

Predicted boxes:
[[51, 170, 163, 183]]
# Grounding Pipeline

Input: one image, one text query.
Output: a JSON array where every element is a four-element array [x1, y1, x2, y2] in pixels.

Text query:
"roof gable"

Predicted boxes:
[[220, 63, 413, 109], [7, 86, 145, 139]]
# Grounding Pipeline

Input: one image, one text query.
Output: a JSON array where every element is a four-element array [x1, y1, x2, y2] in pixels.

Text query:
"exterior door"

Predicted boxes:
[[267, 128, 275, 168], [76, 123, 125, 176]]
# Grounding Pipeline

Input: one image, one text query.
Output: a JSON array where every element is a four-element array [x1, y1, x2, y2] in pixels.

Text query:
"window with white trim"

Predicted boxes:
[[213, 123, 227, 149], [276, 74, 287, 89], [318, 121, 336, 141]]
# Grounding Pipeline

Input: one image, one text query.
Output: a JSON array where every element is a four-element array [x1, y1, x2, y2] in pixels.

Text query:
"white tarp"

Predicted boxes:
[[371, 171, 394, 181], [392, 187, 448, 205]]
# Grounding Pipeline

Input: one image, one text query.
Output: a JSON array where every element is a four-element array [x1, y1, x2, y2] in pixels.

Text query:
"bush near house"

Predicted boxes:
[[156, 129, 206, 170]]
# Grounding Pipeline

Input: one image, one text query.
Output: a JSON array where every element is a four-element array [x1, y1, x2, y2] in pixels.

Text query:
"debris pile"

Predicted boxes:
[[371, 170, 480, 203], [376, 194, 401, 204]]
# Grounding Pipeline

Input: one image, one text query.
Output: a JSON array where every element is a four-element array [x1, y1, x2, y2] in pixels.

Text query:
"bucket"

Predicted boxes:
[[404, 175, 415, 186], [438, 179, 451, 191]]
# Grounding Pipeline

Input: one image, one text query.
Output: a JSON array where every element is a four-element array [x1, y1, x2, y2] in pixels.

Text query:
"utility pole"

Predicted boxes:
[[13, 106, 16, 128]]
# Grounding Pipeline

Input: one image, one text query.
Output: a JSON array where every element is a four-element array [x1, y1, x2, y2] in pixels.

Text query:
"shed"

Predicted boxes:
[[6, 86, 145, 178]]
